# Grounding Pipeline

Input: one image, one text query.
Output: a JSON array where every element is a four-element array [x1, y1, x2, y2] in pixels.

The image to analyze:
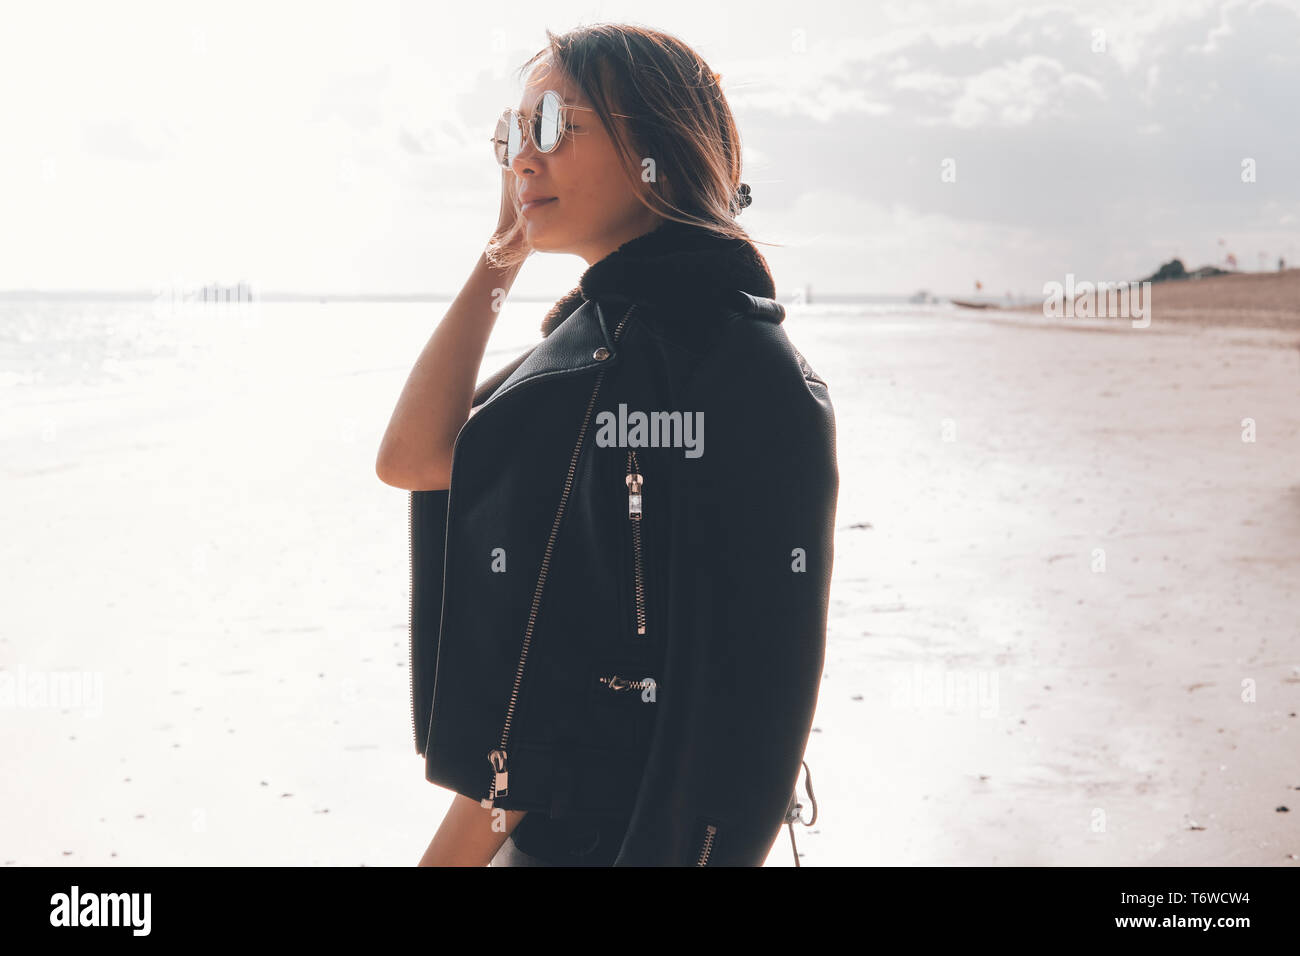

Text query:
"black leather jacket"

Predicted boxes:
[[408, 288, 838, 866]]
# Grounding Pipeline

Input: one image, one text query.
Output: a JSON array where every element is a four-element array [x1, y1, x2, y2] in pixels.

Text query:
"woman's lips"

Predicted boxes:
[[521, 197, 557, 214]]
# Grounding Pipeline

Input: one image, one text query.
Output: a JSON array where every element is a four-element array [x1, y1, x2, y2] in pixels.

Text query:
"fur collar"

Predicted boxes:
[[538, 219, 776, 338]]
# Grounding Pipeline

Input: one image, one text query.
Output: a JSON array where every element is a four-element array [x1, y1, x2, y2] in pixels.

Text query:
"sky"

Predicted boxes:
[[1, 0, 1297, 297]]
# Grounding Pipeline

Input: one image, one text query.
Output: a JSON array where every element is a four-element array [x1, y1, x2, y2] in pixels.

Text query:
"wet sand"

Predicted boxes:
[[799, 297, 1300, 865]]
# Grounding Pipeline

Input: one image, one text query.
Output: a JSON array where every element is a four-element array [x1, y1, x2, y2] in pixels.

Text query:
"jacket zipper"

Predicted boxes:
[[696, 824, 717, 866], [598, 674, 656, 692], [483, 303, 638, 807], [625, 449, 647, 636]]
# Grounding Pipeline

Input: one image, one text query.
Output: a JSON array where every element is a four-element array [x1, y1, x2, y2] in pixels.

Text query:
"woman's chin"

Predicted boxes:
[[524, 227, 563, 254]]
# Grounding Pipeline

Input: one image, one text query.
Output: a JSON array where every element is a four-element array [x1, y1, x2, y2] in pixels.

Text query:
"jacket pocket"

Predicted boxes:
[[624, 448, 650, 639], [564, 745, 649, 815], [587, 658, 658, 751]]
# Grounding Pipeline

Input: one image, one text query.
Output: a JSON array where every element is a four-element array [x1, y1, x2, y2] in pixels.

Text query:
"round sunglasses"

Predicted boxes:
[[490, 90, 628, 168]]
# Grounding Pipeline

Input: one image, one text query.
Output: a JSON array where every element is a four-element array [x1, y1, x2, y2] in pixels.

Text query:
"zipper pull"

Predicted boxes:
[[626, 472, 642, 518], [487, 748, 509, 802]]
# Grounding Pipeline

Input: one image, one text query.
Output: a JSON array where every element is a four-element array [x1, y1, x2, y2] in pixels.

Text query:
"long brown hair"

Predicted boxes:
[[486, 23, 774, 269]]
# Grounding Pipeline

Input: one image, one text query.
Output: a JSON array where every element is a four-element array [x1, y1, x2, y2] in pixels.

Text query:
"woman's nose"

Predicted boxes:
[[511, 140, 540, 176], [510, 122, 542, 174]]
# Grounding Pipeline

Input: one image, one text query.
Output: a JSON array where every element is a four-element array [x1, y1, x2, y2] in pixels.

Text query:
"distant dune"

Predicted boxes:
[[1009, 268, 1300, 329]]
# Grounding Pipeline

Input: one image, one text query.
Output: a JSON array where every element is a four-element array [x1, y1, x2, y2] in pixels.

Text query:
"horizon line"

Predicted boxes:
[[0, 288, 1035, 303]]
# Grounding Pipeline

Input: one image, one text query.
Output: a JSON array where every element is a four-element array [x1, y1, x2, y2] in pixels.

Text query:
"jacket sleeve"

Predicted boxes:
[[612, 317, 839, 866]]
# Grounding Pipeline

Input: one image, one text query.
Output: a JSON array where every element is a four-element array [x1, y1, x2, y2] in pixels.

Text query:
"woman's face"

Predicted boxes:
[[508, 59, 662, 265]]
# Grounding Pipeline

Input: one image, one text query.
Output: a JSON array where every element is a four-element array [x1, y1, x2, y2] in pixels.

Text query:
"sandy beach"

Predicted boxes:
[[1010, 267, 1300, 331], [2, 281, 1298, 865], [808, 294, 1300, 866]]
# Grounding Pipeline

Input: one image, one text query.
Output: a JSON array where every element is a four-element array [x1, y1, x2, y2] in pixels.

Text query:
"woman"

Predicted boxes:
[[377, 24, 837, 866]]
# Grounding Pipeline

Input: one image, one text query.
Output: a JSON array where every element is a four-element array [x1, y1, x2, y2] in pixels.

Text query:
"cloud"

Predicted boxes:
[[946, 55, 1106, 127], [728, 0, 1300, 289], [80, 118, 172, 162]]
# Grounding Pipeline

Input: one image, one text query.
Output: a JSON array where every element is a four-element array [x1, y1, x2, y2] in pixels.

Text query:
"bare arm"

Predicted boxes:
[[376, 171, 527, 491], [417, 794, 527, 866]]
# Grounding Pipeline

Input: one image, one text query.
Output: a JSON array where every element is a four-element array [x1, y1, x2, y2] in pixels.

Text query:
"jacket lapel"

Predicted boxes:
[[472, 290, 788, 411], [471, 299, 621, 415]]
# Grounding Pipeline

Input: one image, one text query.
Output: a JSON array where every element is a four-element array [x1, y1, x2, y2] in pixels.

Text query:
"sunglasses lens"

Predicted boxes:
[[493, 113, 509, 166], [536, 91, 561, 152], [495, 92, 568, 166], [507, 112, 523, 165]]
